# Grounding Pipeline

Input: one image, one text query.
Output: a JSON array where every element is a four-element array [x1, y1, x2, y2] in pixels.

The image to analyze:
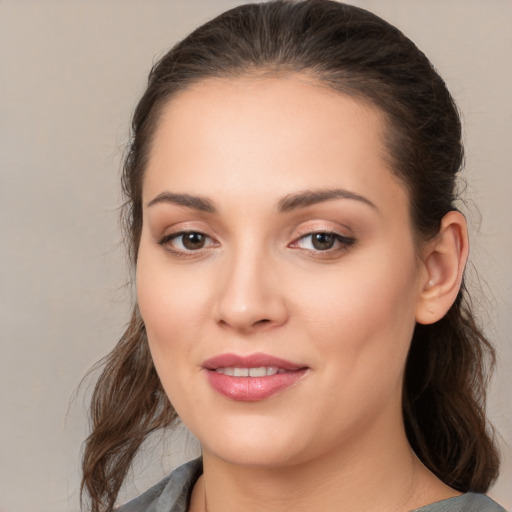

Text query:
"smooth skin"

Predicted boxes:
[[136, 75, 468, 512]]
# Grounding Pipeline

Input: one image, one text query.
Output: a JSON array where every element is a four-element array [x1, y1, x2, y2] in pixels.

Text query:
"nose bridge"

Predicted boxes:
[[215, 236, 287, 332]]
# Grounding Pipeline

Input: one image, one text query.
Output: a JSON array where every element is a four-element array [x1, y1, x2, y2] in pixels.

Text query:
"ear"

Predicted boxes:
[[415, 211, 469, 325]]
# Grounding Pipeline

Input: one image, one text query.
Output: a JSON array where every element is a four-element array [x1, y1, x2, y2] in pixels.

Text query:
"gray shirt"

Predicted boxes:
[[118, 458, 507, 512]]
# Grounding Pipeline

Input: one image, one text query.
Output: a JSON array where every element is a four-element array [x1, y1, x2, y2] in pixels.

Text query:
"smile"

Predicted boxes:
[[215, 367, 286, 377], [203, 353, 308, 401]]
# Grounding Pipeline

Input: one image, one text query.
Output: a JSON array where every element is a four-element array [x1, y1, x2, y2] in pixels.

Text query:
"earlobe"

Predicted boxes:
[[415, 211, 469, 325]]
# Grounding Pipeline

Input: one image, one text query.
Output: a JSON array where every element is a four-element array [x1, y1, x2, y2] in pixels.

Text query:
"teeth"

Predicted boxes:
[[215, 367, 281, 377], [249, 367, 266, 377]]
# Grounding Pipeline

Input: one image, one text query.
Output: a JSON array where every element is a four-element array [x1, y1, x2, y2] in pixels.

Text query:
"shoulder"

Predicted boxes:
[[413, 493, 508, 512], [117, 458, 203, 512]]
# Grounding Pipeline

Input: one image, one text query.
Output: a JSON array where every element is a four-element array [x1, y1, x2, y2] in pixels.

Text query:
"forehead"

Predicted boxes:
[[143, 75, 407, 215]]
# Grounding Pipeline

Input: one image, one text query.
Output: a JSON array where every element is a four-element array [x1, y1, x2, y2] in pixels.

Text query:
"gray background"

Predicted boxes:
[[0, 1, 510, 511]]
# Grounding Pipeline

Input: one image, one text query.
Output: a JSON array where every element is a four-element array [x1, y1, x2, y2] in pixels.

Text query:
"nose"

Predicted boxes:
[[214, 249, 289, 334]]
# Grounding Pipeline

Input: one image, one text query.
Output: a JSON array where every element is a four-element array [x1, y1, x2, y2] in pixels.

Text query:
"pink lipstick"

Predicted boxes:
[[202, 353, 308, 401]]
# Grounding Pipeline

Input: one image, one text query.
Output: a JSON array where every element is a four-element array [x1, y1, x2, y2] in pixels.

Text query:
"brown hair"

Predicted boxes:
[[81, 1, 500, 510]]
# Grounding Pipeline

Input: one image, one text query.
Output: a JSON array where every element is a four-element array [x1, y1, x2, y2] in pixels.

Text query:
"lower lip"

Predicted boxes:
[[205, 369, 307, 401]]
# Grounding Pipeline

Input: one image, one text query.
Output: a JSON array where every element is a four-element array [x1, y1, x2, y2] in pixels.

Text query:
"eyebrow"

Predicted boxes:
[[147, 192, 217, 213], [277, 188, 377, 212], [146, 187, 376, 214]]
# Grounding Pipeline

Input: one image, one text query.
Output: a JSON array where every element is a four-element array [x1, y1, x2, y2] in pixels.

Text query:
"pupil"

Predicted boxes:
[[312, 233, 335, 250], [183, 232, 205, 250]]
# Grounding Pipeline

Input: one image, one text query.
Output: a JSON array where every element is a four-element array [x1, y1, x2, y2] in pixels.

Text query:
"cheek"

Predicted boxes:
[[137, 239, 210, 331], [299, 248, 419, 382], [136, 263, 203, 424], [136, 247, 208, 380]]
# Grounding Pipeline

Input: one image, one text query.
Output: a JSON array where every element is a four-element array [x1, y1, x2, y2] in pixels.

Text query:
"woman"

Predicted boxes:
[[81, 1, 506, 511]]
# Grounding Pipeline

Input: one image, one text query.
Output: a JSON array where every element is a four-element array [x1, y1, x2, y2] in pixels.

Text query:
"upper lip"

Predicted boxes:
[[202, 352, 306, 371]]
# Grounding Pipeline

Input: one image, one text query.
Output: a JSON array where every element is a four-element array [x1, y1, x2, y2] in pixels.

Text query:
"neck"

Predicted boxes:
[[192, 415, 457, 512]]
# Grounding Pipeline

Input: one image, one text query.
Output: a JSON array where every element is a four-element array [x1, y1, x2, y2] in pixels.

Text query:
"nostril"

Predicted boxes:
[[256, 319, 271, 325]]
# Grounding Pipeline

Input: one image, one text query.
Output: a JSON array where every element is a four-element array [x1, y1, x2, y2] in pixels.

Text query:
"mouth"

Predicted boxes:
[[214, 366, 286, 377], [202, 353, 308, 401]]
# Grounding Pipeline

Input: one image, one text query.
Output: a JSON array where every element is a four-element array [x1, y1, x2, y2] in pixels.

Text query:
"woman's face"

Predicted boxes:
[[137, 76, 427, 468]]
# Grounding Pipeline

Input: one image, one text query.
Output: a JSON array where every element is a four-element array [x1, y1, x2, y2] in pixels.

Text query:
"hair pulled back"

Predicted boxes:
[[81, 2, 499, 510]]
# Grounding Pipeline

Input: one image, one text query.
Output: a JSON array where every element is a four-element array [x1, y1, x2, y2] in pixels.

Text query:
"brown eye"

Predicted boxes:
[[158, 231, 216, 253], [311, 233, 336, 250], [292, 231, 356, 253], [180, 232, 207, 250]]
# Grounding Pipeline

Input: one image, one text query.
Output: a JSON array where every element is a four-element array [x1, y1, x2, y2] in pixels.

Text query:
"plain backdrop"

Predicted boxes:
[[0, 1, 510, 511]]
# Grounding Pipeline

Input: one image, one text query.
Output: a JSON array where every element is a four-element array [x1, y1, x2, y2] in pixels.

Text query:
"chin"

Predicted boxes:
[[207, 442, 300, 469], [196, 414, 315, 468]]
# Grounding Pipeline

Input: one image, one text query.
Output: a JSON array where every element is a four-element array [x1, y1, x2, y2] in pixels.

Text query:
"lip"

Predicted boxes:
[[202, 352, 308, 402], [202, 352, 305, 371]]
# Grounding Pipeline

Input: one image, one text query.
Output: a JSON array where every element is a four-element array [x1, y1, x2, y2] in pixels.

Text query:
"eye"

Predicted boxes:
[[158, 231, 216, 252], [292, 231, 355, 252], [303, 232, 336, 250]]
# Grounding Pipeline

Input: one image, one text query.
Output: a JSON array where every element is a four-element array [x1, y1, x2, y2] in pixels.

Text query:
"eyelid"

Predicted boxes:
[[159, 230, 214, 245], [288, 222, 356, 254], [291, 220, 354, 240], [154, 221, 355, 257], [153, 219, 217, 244], [290, 231, 355, 248], [157, 229, 219, 257]]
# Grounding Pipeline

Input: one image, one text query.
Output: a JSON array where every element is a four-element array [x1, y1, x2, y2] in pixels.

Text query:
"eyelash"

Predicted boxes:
[[290, 231, 356, 254], [157, 231, 218, 258], [157, 230, 356, 257]]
